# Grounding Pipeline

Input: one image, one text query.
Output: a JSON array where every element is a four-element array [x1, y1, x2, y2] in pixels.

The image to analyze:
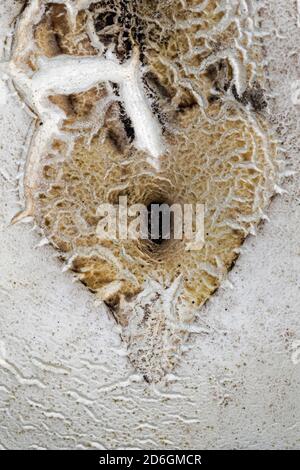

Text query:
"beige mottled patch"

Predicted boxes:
[[11, 0, 278, 381]]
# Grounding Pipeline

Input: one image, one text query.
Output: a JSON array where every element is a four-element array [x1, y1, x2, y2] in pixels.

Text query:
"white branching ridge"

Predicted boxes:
[[10, 48, 164, 168], [6, 1, 165, 223]]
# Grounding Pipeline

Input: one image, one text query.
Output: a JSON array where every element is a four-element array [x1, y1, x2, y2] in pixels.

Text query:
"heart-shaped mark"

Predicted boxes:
[[9, 1, 277, 382]]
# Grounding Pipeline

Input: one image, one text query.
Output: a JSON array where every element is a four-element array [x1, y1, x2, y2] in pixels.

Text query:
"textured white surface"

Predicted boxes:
[[11, 51, 164, 161], [0, 0, 299, 449]]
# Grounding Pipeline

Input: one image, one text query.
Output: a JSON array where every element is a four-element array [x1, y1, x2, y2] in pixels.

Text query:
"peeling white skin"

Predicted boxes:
[[11, 51, 163, 159], [10, 49, 164, 164], [4, 0, 164, 222]]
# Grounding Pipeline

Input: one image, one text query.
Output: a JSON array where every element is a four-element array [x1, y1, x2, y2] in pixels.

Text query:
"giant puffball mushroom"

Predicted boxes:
[[9, 0, 278, 382]]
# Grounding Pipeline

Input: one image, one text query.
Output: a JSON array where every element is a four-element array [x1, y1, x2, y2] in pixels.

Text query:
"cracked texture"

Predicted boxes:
[[11, 0, 278, 380]]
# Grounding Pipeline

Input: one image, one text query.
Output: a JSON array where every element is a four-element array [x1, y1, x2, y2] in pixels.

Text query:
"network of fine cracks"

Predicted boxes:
[[6, 0, 279, 382]]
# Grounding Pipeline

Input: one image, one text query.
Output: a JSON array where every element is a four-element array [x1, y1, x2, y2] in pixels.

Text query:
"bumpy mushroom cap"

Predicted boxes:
[[11, 0, 277, 381]]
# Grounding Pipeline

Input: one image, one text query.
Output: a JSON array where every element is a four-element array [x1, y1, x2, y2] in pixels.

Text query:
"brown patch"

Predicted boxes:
[[232, 82, 267, 111]]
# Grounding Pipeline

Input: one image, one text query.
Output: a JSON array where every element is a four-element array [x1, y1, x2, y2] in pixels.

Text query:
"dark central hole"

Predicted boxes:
[[147, 202, 172, 245]]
